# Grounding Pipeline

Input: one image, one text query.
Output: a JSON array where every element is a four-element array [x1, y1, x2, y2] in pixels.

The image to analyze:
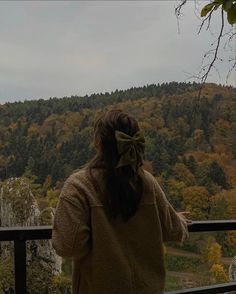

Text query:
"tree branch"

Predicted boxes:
[[200, 8, 224, 85], [175, 0, 187, 18], [226, 60, 236, 85], [175, 1, 235, 100]]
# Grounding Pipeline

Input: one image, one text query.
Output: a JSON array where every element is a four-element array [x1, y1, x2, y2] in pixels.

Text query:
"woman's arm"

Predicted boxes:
[[153, 178, 190, 243], [52, 173, 91, 259]]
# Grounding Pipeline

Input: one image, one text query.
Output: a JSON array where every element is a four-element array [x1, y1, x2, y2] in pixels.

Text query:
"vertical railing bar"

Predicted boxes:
[[14, 239, 26, 294]]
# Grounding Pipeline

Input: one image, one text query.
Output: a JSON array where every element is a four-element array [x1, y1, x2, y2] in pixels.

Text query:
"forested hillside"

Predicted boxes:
[[0, 82, 235, 221], [1, 81, 236, 291]]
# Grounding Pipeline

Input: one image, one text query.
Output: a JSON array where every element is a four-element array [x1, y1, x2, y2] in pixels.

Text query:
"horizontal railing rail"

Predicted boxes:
[[0, 220, 236, 294], [188, 220, 236, 232], [167, 282, 236, 294], [0, 225, 52, 241]]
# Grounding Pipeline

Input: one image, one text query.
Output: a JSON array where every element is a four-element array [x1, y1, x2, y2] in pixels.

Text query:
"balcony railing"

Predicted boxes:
[[0, 221, 236, 294]]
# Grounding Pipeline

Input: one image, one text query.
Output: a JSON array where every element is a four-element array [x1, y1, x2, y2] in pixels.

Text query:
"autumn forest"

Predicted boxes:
[[0, 81, 236, 292]]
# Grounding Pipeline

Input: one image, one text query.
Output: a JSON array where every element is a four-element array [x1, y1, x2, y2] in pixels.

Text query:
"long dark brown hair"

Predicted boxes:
[[87, 109, 144, 221]]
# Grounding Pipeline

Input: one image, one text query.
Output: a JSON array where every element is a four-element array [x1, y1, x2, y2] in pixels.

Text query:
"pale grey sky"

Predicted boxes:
[[0, 1, 235, 103]]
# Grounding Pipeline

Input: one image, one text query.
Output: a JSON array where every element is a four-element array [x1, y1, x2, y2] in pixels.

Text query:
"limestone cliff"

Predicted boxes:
[[0, 177, 62, 291]]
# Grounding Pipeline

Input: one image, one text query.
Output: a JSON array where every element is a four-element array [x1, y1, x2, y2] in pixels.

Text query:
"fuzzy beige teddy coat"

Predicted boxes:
[[52, 168, 188, 294]]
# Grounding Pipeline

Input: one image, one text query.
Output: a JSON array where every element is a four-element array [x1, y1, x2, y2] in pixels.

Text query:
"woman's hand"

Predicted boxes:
[[177, 211, 192, 226]]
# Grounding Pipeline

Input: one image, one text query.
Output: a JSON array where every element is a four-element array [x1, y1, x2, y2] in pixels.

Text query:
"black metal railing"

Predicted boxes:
[[0, 221, 236, 294]]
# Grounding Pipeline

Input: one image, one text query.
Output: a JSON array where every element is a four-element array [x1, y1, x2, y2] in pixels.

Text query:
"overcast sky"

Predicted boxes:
[[0, 1, 235, 104]]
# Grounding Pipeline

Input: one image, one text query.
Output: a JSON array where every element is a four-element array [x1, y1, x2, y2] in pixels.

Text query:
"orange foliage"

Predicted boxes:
[[182, 186, 210, 220], [210, 264, 228, 283], [28, 123, 40, 136]]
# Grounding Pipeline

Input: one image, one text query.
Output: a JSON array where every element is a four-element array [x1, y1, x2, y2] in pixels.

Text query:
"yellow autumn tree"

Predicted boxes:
[[182, 186, 210, 220], [205, 242, 222, 267], [172, 163, 196, 186], [28, 122, 40, 137], [45, 189, 60, 208], [210, 264, 228, 283], [221, 190, 236, 218]]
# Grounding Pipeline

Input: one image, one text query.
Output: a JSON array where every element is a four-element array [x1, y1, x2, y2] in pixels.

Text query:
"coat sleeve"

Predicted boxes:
[[52, 174, 91, 259], [153, 177, 189, 243]]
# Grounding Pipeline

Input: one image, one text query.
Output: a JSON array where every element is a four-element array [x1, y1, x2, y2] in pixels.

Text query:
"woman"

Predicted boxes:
[[52, 109, 191, 294]]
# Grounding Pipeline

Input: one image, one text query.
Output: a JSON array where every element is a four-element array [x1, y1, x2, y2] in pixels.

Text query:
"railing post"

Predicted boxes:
[[14, 239, 26, 294]]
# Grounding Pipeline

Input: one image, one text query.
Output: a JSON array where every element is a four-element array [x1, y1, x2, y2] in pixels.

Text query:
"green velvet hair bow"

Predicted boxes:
[[115, 130, 145, 173]]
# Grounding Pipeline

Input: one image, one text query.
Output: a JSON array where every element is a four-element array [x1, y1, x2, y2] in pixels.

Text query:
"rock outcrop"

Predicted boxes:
[[0, 177, 62, 290]]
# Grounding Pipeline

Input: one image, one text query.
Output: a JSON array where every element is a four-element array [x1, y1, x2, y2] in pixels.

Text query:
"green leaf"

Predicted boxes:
[[223, 0, 233, 11], [201, 3, 215, 17], [227, 3, 236, 24]]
